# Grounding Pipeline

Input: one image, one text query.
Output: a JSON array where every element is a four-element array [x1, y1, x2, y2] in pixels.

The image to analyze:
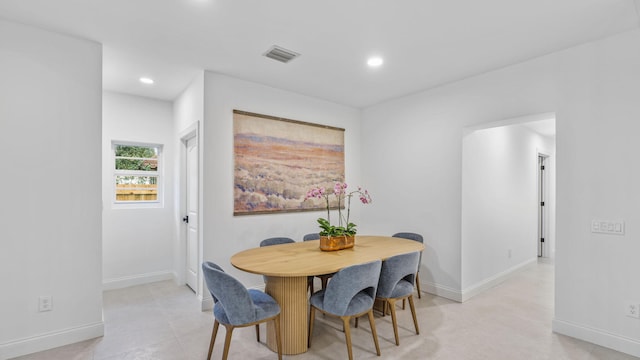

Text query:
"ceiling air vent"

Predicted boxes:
[[263, 45, 300, 63]]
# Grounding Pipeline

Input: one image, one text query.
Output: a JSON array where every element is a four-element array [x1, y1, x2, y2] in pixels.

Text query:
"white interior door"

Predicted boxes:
[[185, 136, 199, 292]]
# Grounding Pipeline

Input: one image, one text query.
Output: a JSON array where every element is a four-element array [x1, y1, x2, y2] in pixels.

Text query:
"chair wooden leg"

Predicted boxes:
[[255, 324, 260, 342], [355, 316, 358, 328], [402, 299, 406, 310], [408, 295, 420, 335], [341, 316, 354, 360], [367, 310, 381, 356], [308, 307, 316, 348], [321, 276, 329, 289], [415, 272, 422, 299], [388, 299, 400, 346], [208, 320, 219, 360], [274, 315, 282, 360], [221, 324, 234, 360]]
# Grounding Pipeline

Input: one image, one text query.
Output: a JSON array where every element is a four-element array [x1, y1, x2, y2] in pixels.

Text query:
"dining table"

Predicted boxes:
[[230, 235, 425, 355]]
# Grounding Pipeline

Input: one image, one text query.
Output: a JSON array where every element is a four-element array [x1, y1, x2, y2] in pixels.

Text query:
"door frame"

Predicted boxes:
[[535, 146, 555, 259], [537, 152, 549, 258], [178, 121, 202, 299]]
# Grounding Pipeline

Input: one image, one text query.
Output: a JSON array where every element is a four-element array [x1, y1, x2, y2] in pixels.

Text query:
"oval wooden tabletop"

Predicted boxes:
[[231, 235, 424, 277]]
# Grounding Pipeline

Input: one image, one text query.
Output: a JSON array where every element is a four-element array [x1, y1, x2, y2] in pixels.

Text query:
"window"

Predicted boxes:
[[113, 142, 162, 204]]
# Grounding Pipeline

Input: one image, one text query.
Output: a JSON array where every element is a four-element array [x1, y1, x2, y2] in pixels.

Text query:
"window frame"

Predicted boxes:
[[112, 141, 163, 208]]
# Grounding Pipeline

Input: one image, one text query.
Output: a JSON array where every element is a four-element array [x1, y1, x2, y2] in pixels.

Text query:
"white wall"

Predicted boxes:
[[552, 31, 640, 356], [200, 72, 362, 296], [174, 72, 204, 134], [0, 20, 103, 358], [361, 29, 640, 356], [461, 123, 555, 294], [102, 92, 176, 289]]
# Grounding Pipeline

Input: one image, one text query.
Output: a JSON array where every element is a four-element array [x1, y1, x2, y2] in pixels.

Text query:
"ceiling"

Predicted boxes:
[[522, 118, 556, 138], [1, 0, 639, 108]]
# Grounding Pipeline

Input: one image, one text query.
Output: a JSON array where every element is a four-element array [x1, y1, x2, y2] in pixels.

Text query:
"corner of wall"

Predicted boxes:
[[460, 258, 537, 302], [423, 282, 463, 303]]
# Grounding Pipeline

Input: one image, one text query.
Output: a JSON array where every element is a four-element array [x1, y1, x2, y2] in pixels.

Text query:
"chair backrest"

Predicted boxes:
[[376, 252, 420, 298], [260, 237, 295, 247], [202, 261, 225, 303], [392, 232, 424, 267], [258, 238, 295, 283], [202, 262, 257, 325], [392, 232, 423, 244], [322, 260, 382, 316], [303, 233, 320, 241]]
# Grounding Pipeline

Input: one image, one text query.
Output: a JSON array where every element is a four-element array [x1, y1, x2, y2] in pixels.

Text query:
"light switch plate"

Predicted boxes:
[[591, 220, 624, 235]]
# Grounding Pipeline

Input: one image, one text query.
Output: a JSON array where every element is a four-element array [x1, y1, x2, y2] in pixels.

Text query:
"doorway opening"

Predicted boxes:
[[461, 112, 556, 298]]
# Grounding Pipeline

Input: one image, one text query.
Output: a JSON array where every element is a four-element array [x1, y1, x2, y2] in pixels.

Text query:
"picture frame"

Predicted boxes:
[[233, 110, 345, 215]]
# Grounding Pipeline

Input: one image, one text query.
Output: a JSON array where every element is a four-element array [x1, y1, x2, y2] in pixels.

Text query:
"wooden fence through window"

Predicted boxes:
[[116, 184, 158, 201]]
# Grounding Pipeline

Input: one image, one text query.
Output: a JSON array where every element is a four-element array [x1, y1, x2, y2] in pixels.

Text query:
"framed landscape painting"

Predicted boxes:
[[233, 110, 345, 215]]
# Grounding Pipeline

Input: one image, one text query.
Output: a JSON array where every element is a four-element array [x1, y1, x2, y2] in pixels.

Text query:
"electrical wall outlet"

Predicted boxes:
[[38, 295, 52, 312], [625, 302, 640, 319]]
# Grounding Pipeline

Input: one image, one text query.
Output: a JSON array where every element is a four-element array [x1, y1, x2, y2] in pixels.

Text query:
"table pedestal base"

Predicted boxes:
[[265, 276, 309, 355]]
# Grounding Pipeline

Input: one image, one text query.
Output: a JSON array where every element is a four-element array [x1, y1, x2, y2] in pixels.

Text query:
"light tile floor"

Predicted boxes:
[[13, 260, 639, 359]]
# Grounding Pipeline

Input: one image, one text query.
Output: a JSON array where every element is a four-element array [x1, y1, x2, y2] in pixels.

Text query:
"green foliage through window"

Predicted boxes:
[[115, 145, 158, 172]]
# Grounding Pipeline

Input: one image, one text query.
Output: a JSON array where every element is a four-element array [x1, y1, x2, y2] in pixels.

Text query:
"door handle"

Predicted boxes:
[[182, 216, 189, 223]]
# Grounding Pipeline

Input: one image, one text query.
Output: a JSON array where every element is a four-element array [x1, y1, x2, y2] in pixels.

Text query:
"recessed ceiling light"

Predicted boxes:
[[367, 57, 384, 67], [139, 77, 154, 85]]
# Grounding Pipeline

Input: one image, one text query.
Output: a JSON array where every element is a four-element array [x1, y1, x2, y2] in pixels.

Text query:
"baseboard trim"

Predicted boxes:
[[201, 296, 213, 312], [460, 258, 537, 302], [102, 270, 175, 291], [250, 284, 266, 292], [422, 259, 537, 303], [552, 318, 640, 358], [423, 281, 463, 302], [0, 321, 103, 360]]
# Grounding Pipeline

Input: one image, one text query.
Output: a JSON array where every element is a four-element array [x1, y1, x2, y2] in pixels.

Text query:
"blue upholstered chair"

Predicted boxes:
[[260, 237, 295, 247], [204, 261, 225, 304], [376, 252, 420, 345], [302, 233, 320, 241], [259, 237, 296, 283], [308, 260, 382, 360], [202, 262, 282, 360], [303, 233, 333, 293], [392, 232, 424, 298]]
